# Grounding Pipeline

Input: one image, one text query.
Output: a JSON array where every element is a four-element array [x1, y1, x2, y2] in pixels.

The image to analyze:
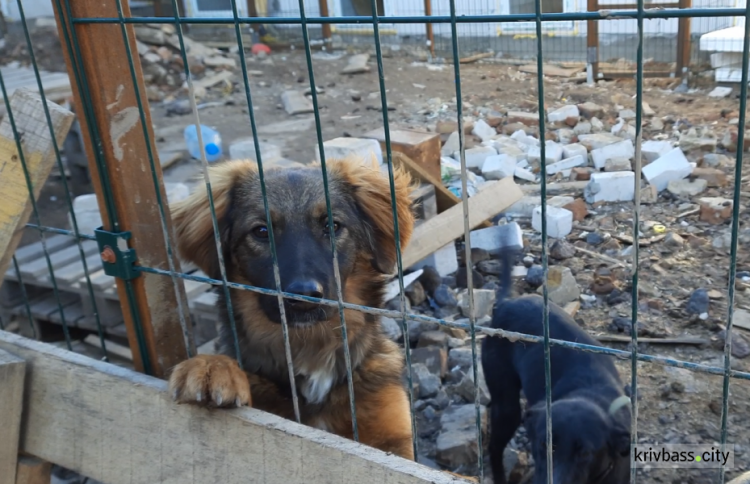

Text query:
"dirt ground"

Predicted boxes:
[[13, 44, 750, 483]]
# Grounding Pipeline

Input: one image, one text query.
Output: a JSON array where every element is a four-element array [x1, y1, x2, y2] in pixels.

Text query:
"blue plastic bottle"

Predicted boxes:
[[184, 124, 223, 163]]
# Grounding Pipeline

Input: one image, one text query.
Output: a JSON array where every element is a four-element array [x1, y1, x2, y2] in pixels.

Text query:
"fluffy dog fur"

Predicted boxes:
[[168, 158, 416, 459], [482, 249, 631, 484]]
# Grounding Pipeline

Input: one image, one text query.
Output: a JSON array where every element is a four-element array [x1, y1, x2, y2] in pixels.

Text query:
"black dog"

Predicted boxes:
[[481, 249, 631, 484]]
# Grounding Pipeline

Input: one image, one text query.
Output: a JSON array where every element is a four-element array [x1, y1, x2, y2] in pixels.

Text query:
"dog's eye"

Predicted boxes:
[[251, 225, 269, 239], [324, 220, 341, 235]]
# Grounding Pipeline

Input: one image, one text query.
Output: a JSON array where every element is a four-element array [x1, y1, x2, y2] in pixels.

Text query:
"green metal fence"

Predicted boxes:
[[2, 0, 750, 482]]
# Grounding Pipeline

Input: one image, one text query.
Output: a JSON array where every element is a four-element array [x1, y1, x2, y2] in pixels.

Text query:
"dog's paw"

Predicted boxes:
[[168, 355, 251, 408]]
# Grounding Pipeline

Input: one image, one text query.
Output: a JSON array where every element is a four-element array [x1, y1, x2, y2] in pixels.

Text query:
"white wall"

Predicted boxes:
[[3, 0, 54, 20]]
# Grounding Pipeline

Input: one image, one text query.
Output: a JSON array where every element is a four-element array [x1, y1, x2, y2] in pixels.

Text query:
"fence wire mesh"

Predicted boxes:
[[1, 0, 750, 482]]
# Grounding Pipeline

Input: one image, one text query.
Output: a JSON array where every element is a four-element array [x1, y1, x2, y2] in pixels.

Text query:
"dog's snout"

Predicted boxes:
[[285, 279, 324, 308]]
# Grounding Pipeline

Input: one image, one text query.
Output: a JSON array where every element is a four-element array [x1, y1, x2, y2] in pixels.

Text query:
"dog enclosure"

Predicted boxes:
[[1, 0, 750, 483]]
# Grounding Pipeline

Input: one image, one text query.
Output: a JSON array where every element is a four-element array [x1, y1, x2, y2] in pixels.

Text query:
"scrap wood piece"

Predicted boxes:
[[403, 177, 523, 267], [0, 88, 75, 280], [574, 246, 628, 268], [615, 233, 666, 246], [518, 63, 584, 78], [458, 52, 493, 64], [392, 151, 491, 229], [593, 334, 709, 345], [0, 347, 25, 484]]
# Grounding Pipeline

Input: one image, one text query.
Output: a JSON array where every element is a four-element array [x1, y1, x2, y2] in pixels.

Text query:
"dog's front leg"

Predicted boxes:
[[169, 354, 252, 407]]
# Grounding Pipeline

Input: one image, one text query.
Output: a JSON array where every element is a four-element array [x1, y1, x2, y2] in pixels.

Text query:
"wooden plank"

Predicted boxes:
[[518, 63, 584, 78], [675, 0, 692, 79], [364, 128, 442, 181], [402, 177, 523, 268], [0, 348, 25, 484], [12, 235, 74, 266], [0, 330, 461, 484], [47, 302, 86, 327], [53, 0, 192, 376], [53, 253, 104, 286], [14, 456, 51, 484], [0, 89, 74, 283], [27, 292, 79, 320], [18, 241, 98, 281]]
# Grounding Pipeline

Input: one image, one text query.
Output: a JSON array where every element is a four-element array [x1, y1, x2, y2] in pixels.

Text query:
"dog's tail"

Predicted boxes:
[[495, 246, 519, 306]]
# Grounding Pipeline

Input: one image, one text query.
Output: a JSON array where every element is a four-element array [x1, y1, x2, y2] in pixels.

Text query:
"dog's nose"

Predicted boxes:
[[285, 279, 324, 309]]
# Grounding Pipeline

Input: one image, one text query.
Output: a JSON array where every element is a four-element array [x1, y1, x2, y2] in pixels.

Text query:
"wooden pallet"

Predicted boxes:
[[1, 235, 218, 346]]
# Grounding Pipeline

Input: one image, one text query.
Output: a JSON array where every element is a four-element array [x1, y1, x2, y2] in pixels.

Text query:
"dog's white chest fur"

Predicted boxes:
[[297, 356, 336, 404]]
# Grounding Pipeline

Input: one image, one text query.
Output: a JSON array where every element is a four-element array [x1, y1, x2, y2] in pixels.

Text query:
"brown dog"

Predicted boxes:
[[167, 158, 416, 460]]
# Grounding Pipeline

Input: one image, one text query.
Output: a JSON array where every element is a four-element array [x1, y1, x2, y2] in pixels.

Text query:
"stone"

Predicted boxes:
[[591, 117, 604, 131], [472, 119, 497, 142], [642, 148, 692, 191], [619, 109, 636, 120], [448, 347, 473, 371], [481, 154, 516, 180], [591, 139, 635, 170], [556, 128, 575, 145], [699, 197, 734, 224], [703, 153, 732, 168], [340, 53, 370, 74], [507, 111, 539, 126], [679, 135, 717, 152], [433, 285, 458, 307], [642, 102, 656, 117], [537, 266, 580, 305], [506, 195, 542, 217], [721, 331, 750, 359], [412, 363, 440, 399], [573, 121, 592, 135], [586, 232, 605, 246], [528, 141, 564, 165], [135, 26, 166, 45], [546, 155, 587, 175], [692, 167, 727, 187], [584, 171, 635, 203], [667, 178, 707, 197], [381, 316, 403, 342], [435, 405, 487, 468], [578, 101, 604, 119], [453, 145, 497, 169], [418, 330, 449, 349], [455, 267, 484, 289], [477, 259, 503, 275], [642, 140, 673, 163], [229, 139, 282, 163], [526, 265, 544, 287], [709, 86, 733, 98], [578, 133, 621, 151], [494, 140, 528, 161], [454, 368, 490, 405], [604, 157, 632, 172], [611, 120, 636, 141], [640, 185, 659, 204], [316, 137, 383, 165], [686, 288, 709, 315], [563, 198, 588, 221], [418, 266, 442, 295], [204, 56, 237, 68], [406, 281, 427, 306], [470, 223, 524, 255], [514, 167, 537, 182], [562, 143, 587, 160], [410, 243, 458, 277], [571, 167, 592, 181], [459, 248, 490, 266], [548, 105, 580, 124], [407, 320, 439, 345], [532, 206, 573, 239], [441, 132, 461, 156], [550, 239, 576, 259], [411, 346, 448, 379], [281, 90, 314, 115], [458, 289, 496, 319], [663, 232, 685, 249]]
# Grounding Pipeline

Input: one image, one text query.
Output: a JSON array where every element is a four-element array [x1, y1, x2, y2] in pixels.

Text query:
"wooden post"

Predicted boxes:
[[675, 0, 692, 79], [14, 457, 50, 484], [424, 0, 434, 58], [51, 0, 191, 377], [587, 0, 599, 81], [0, 348, 25, 484], [0, 90, 74, 279], [247, 0, 258, 17], [319, 0, 332, 41]]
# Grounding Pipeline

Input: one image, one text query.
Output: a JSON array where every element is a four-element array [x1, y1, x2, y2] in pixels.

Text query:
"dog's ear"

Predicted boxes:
[[171, 160, 256, 277], [329, 158, 415, 274]]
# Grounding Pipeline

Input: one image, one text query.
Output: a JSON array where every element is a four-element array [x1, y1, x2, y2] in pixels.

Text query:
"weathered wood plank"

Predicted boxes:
[[12, 235, 73, 266], [53, 0, 192, 376], [402, 177, 523, 268], [0, 331, 463, 484], [0, 89, 74, 282], [18, 241, 98, 282], [13, 456, 50, 484], [0, 348, 25, 484]]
